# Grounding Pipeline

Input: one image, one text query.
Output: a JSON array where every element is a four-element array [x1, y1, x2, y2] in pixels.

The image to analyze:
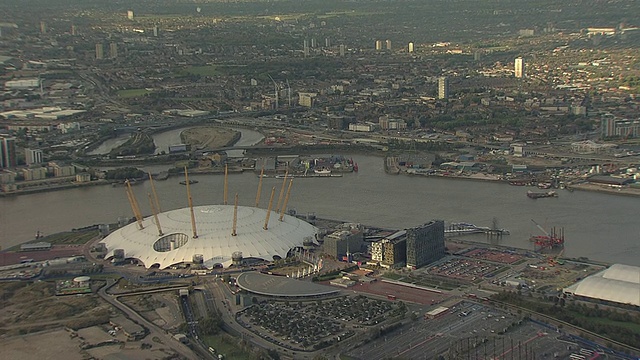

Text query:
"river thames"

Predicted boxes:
[[1, 130, 639, 266]]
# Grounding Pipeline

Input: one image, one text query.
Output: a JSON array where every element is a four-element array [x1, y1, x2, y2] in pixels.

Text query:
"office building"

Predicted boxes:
[[408, 42, 414, 53], [515, 57, 525, 78], [321, 224, 364, 260], [311, 38, 317, 48], [153, 25, 158, 37], [95, 43, 104, 60], [0, 137, 17, 169], [40, 21, 46, 34], [371, 230, 407, 268], [438, 76, 449, 100], [109, 42, 118, 59], [375, 40, 383, 51], [406, 220, 445, 269], [325, 38, 330, 48], [385, 39, 392, 50], [70, 24, 77, 36], [25, 148, 43, 165], [339, 44, 345, 57], [127, 10, 134, 20]]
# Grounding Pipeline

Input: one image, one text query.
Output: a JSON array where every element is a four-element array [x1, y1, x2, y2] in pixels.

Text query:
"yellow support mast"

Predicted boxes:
[[275, 169, 288, 213], [263, 186, 276, 230], [148, 172, 161, 213], [125, 180, 144, 230], [147, 193, 163, 236], [279, 179, 294, 221], [255, 165, 265, 208], [232, 193, 239, 236], [184, 167, 198, 238]]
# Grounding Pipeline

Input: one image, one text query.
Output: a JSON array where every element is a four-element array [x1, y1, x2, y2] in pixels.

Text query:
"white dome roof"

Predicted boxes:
[[100, 205, 318, 269], [564, 264, 640, 307]]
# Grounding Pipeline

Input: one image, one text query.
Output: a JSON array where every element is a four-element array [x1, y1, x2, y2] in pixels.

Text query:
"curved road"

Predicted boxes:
[[97, 280, 199, 360]]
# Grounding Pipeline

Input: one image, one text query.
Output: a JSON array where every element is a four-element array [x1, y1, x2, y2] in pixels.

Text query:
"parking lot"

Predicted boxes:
[[351, 280, 449, 305], [427, 257, 508, 282], [347, 301, 594, 360], [237, 295, 404, 351], [461, 248, 525, 264]]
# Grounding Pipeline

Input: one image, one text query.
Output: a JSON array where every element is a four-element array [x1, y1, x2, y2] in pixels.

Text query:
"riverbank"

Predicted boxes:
[[0, 180, 112, 197], [570, 182, 640, 197]]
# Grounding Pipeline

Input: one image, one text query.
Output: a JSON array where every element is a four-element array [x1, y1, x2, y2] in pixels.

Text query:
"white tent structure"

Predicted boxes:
[[564, 264, 640, 307], [100, 205, 318, 269]]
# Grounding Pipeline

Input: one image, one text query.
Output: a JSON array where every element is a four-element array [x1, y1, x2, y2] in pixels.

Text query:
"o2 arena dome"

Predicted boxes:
[[100, 169, 318, 269]]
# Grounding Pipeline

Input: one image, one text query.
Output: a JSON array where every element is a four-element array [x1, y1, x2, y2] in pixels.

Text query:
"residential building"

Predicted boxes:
[[0, 136, 16, 169], [22, 167, 47, 181], [95, 43, 104, 60], [25, 148, 43, 165], [515, 57, 525, 78], [109, 42, 118, 59], [438, 76, 449, 100], [601, 118, 640, 139]]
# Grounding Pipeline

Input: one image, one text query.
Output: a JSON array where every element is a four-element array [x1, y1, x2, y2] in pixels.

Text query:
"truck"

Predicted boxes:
[[387, 294, 396, 301]]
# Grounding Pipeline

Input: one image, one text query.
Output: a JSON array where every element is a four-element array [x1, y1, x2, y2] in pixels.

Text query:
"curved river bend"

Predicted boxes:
[[0, 130, 638, 265]]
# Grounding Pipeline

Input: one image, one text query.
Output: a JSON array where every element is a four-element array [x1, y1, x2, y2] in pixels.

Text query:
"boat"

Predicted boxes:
[[509, 180, 527, 186], [537, 182, 552, 189], [527, 190, 558, 199], [179, 180, 199, 185], [354, 163, 359, 172], [314, 168, 331, 175]]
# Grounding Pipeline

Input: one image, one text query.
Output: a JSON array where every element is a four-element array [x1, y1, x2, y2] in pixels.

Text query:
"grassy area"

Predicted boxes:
[[202, 335, 251, 360], [569, 311, 640, 334], [8, 230, 99, 250], [43, 230, 99, 245], [117, 88, 152, 98], [382, 272, 403, 280]]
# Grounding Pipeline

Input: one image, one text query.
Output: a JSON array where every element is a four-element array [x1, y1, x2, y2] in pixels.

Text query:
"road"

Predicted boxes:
[[97, 279, 199, 360]]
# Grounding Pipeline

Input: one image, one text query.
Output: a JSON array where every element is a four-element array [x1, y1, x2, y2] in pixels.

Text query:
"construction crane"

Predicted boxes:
[[530, 219, 548, 236]]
